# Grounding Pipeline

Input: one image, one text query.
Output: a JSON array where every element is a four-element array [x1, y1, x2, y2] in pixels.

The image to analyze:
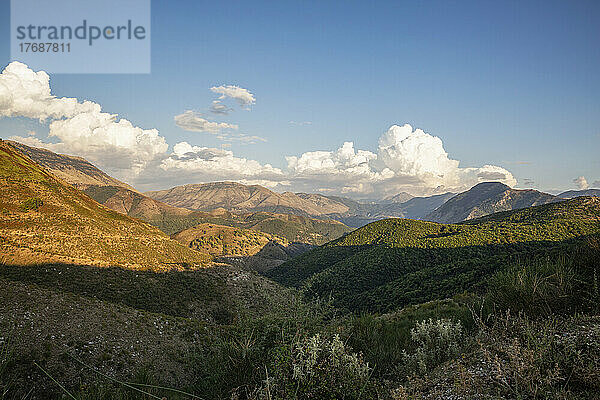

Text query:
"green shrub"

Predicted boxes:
[[20, 197, 43, 212], [346, 296, 474, 380], [402, 318, 464, 375], [259, 334, 377, 399], [476, 313, 600, 399]]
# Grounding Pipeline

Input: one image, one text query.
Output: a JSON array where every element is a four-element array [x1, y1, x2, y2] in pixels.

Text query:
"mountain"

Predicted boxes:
[[558, 189, 600, 199], [145, 182, 350, 216], [147, 182, 455, 228], [375, 192, 455, 219], [4, 143, 351, 246], [0, 140, 210, 269], [382, 192, 414, 204], [425, 182, 559, 223], [6, 140, 134, 190], [82, 184, 193, 221], [267, 196, 600, 312]]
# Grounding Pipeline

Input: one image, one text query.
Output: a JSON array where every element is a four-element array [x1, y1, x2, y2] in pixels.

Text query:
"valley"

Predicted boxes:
[[0, 139, 599, 399]]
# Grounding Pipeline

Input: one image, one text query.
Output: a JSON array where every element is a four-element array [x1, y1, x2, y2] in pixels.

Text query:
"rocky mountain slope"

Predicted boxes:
[[82, 184, 192, 221], [0, 140, 210, 269], [147, 182, 456, 227], [426, 182, 559, 223], [6, 140, 134, 190], [145, 182, 350, 216]]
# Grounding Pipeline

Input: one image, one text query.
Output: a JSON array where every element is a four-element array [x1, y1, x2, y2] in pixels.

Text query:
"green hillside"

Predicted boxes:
[[267, 197, 600, 312], [0, 141, 210, 269]]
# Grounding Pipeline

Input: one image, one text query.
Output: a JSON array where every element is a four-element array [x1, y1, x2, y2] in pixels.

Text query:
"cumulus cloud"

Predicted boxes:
[[209, 100, 232, 115], [593, 180, 600, 188], [285, 124, 516, 196], [1, 62, 168, 179], [210, 85, 255, 108], [156, 141, 283, 186], [0, 61, 98, 121], [573, 176, 589, 190], [174, 110, 238, 133], [1, 62, 517, 197]]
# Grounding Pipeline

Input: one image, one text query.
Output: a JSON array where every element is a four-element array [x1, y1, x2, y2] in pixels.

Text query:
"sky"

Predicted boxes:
[[0, 0, 599, 197]]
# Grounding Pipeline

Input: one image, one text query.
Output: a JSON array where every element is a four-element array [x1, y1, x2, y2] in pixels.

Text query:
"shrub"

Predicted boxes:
[[258, 333, 377, 399], [20, 197, 43, 212], [486, 244, 600, 317], [346, 296, 474, 380], [475, 313, 600, 399], [402, 318, 464, 375]]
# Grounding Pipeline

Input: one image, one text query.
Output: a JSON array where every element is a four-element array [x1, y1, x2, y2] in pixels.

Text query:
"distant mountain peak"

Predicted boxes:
[[426, 182, 559, 223]]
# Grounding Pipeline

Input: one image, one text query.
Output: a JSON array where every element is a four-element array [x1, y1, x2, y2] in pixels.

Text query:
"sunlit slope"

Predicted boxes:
[[267, 197, 600, 312], [0, 141, 210, 269], [172, 223, 286, 256]]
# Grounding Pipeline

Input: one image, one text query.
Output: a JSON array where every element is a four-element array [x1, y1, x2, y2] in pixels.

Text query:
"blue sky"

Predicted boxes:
[[0, 0, 598, 196]]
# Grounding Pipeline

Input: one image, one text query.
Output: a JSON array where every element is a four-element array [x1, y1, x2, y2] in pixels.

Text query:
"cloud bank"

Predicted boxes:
[[3, 62, 517, 196]]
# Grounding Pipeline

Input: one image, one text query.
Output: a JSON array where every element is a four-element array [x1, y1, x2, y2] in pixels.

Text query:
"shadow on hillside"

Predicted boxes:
[[267, 235, 599, 313], [0, 262, 234, 321]]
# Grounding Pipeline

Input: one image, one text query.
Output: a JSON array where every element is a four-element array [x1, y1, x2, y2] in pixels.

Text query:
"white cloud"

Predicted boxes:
[[289, 121, 312, 126], [2, 62, 517, 197], [593, 180, 600, 188], [174, 110, 265, 144], [174, 110, 238, 133], [1, 62, 168, 179], [210, 85, 255, 108], [284, 124, 516, 196], [573, 176, 589, 190], [209, 100, 232, 115], [0, 61, 98, 121], [157, 141, 283, 186]]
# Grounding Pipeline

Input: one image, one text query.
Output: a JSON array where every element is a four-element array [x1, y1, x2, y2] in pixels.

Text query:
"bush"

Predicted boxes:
[[258, 334, 377, 399], [402, 318, 464, 375], [487, 242, 600, 317], [20, 197, 43, 212], [475, 313, 600, 399], [345, 296, 474, 380]]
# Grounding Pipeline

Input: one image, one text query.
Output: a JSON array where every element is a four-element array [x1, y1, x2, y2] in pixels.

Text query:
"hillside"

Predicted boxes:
[[82, 184, 192, 221], [6, 140, 134, 190], [558, 188, 600, 199], [171, 223, 286, 256], [426, 182, 559, 223], [145, 182, 349, 216], [79, 186, 352, 245], [0, 140, 210, 269], [267, 196, 600, 312]]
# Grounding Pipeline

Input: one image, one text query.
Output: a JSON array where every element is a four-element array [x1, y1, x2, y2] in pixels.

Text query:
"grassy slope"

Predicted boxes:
[[172, 222, 286, 256], [268, 197, 600, 312], [147, 210, 352, 245], [0, 141, 210, 269]]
